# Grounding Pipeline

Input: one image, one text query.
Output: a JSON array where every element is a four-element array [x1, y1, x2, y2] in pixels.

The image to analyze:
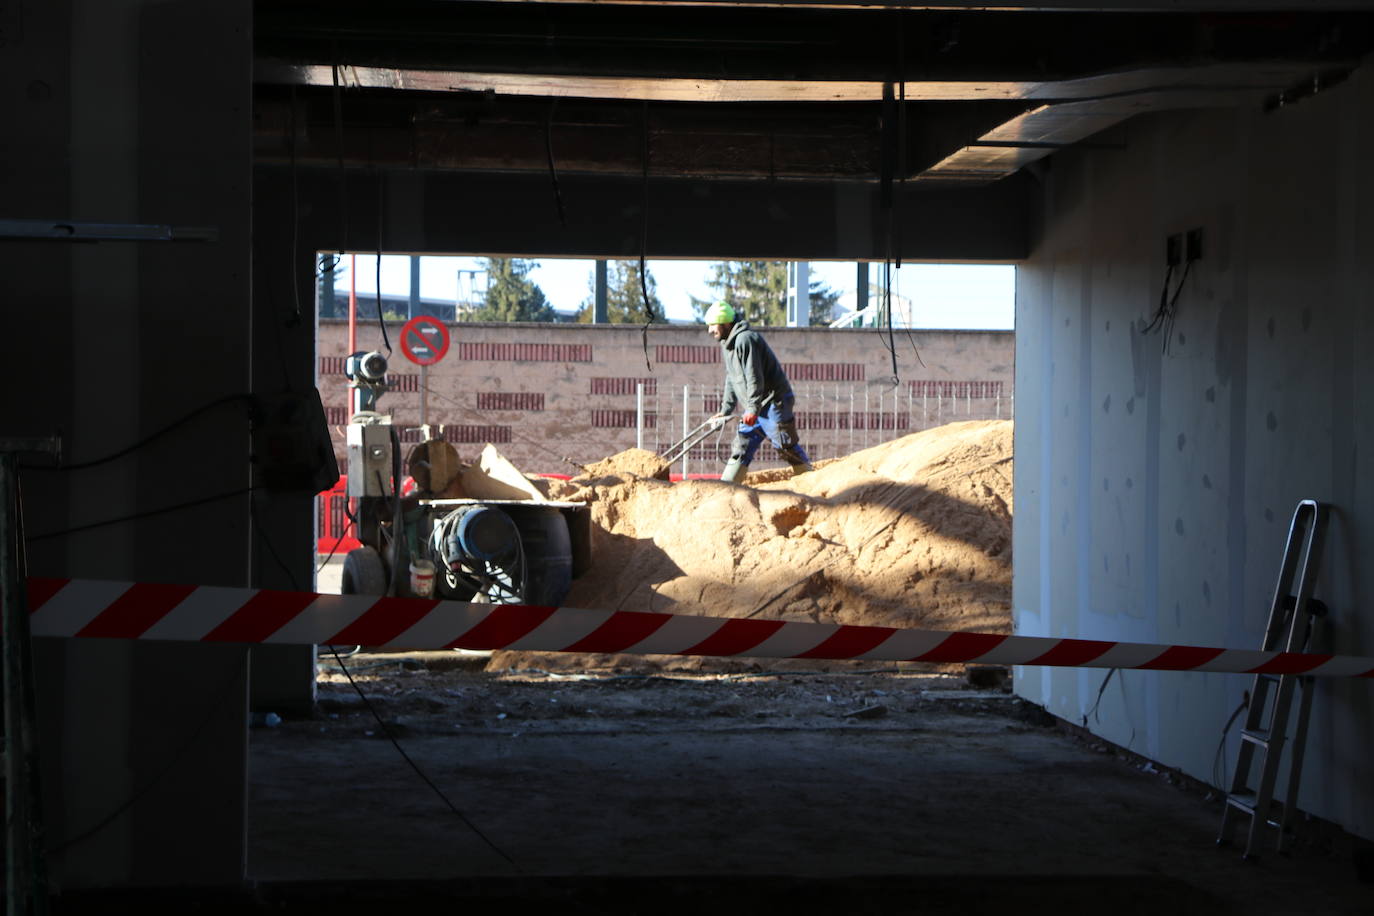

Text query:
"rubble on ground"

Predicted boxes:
[[571, 447, 672, 483], [491, 419, 1014, 672]]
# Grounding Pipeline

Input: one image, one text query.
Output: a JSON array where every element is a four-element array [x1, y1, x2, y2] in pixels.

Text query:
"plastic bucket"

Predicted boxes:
[[409, 558, 437, 598]]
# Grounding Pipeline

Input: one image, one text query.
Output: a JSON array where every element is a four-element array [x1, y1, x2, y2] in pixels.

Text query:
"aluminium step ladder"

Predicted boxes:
[[1217, 499, 1328, 860]]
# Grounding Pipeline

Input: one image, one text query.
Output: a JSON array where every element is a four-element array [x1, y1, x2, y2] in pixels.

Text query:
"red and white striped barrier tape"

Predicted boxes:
[[22, 578, 1374, 677]]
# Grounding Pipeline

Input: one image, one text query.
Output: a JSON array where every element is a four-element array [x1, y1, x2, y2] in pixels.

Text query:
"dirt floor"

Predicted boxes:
[[236, 650, 1373, 915], [243, 426, 1371, 914]]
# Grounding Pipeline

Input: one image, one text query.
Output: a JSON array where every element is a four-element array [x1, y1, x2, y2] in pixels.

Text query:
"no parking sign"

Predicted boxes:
[[400, 316, 450, 366]]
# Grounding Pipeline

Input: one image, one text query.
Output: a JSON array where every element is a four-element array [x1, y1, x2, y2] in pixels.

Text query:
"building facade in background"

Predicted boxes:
[[318, 319, 1014, 477]]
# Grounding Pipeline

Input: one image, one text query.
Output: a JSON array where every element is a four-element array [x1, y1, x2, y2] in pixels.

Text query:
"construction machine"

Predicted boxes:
[[337, 350, 591, 604]]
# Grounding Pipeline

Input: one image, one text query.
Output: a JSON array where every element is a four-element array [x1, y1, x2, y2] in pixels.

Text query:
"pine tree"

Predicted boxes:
[[690, 261, 786, 325], [807, 278, 840, 326], [575, 260, 665, 323], [470, 257, 555, 322], [316, 255, 346, 318], [691, 261, 839, 327]]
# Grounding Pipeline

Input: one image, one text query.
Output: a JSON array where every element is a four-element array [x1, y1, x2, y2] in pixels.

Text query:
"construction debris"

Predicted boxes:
[[495, 419, 1013, 672], [573, 447, 671, 483]]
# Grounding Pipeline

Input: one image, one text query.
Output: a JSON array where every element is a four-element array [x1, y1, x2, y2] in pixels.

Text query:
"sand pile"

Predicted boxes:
[[491, 419, 1012, 672], [572, 447, 671, 483]]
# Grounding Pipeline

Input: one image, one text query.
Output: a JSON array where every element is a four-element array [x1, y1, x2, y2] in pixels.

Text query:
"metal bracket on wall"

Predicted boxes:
[[0, 219, 218, 243]]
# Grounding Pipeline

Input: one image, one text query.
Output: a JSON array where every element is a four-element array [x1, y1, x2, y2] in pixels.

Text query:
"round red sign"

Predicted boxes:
[[399, 316, 451, 366]]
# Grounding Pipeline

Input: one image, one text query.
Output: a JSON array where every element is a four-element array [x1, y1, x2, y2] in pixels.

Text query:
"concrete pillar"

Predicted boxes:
[[856, 262, 869, 325], [409, 254, 421, 318], [594, 259, 609, 323], [8, 0, 256, 889], [787, 261, 810, 326]]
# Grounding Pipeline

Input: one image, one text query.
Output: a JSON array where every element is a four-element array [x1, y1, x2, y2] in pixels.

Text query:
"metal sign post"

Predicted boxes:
[[682, 385, 691, 479], [399, 316, 451, 440], [421, 364, 429, 430]]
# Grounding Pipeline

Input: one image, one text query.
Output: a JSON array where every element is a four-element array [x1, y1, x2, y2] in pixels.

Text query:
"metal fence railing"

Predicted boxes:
[[630, 382, 1012, 477], [368, 381, 1011, 478]]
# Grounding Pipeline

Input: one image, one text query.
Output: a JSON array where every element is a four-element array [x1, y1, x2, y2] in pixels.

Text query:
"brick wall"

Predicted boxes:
[[318, 320, 1013, 476]]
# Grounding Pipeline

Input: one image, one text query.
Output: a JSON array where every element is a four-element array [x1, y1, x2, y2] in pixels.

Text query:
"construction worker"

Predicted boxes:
[[704, 301, 815, 482]]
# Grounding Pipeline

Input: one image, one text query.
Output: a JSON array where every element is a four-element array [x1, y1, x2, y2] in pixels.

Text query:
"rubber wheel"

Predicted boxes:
[[507, 506, 574, 606], [341, 546, 387, 595]]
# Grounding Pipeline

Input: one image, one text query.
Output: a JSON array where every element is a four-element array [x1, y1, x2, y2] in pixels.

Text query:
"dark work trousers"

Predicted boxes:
[[730, 396, 812, 467]]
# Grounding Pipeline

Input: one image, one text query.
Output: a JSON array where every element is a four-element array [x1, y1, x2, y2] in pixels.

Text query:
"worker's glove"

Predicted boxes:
[[740, 411, 758, 426], [707, 413, 730, 431]]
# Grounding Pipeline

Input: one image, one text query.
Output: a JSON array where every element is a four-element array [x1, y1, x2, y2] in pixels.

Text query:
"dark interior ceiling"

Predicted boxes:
[[253, 2, 1374, 187]]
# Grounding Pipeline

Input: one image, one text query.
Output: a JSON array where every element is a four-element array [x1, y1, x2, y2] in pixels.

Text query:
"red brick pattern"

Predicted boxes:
[[592, 410, 658, 429], [316, 321, 1014, 475], [783, 362, 865, 381], [796, 412, 911, 431], [438, 425, 513, 444], [477, 392, 546, 411], [909, 380, 1004, 398], [459, 342, 592, 363], [656, 345, 720, 364], [590, 377, 658, 396]]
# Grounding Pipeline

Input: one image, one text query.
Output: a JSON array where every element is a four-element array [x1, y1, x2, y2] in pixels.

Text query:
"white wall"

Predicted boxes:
[[1013, 62, 1374, 838]]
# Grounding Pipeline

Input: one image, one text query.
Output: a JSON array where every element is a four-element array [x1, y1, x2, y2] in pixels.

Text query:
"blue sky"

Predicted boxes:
[[332, 255, 1015, 329]]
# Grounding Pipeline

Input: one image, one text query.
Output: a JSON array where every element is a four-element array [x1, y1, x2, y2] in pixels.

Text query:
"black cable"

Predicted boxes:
[[1161, 259, 1193, 354], [317, 524, 350, 574], [875, 80, 900, 383], [331, 57, 350, 253], [375, 173, 392, 356], [889, 261, 925, 370], [638, 100, 655, 374], [882, 21, 925, 371], [545, 98, 567, 229], [26, 486, 254, 542], [902, 314, 926, 368], [882, 259, 899, 380], [328, 646, 519, 870], [1143, 263, 1173, 332], [318, 253, 341, 279], [388, 424, 404, 597], [1170, 260, 1193, 310], [1083, 667, 1117, 726], [895, 15, 906, 272], [46, 658, 248, 857], [286, 84, 304, 331], [1143, 263, 1175, 337], [251, 491, 301, 591], [21, 394, 252, 472], [1143, 260, 1192, 355]]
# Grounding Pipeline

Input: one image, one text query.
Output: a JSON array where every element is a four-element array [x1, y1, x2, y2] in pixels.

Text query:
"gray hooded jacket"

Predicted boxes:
[[719, 320, 793, 416]]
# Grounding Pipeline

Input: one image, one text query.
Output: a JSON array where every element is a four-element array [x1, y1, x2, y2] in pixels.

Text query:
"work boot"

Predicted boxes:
[[789, 462, 815, 478], [721, 459, 747, 483]]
